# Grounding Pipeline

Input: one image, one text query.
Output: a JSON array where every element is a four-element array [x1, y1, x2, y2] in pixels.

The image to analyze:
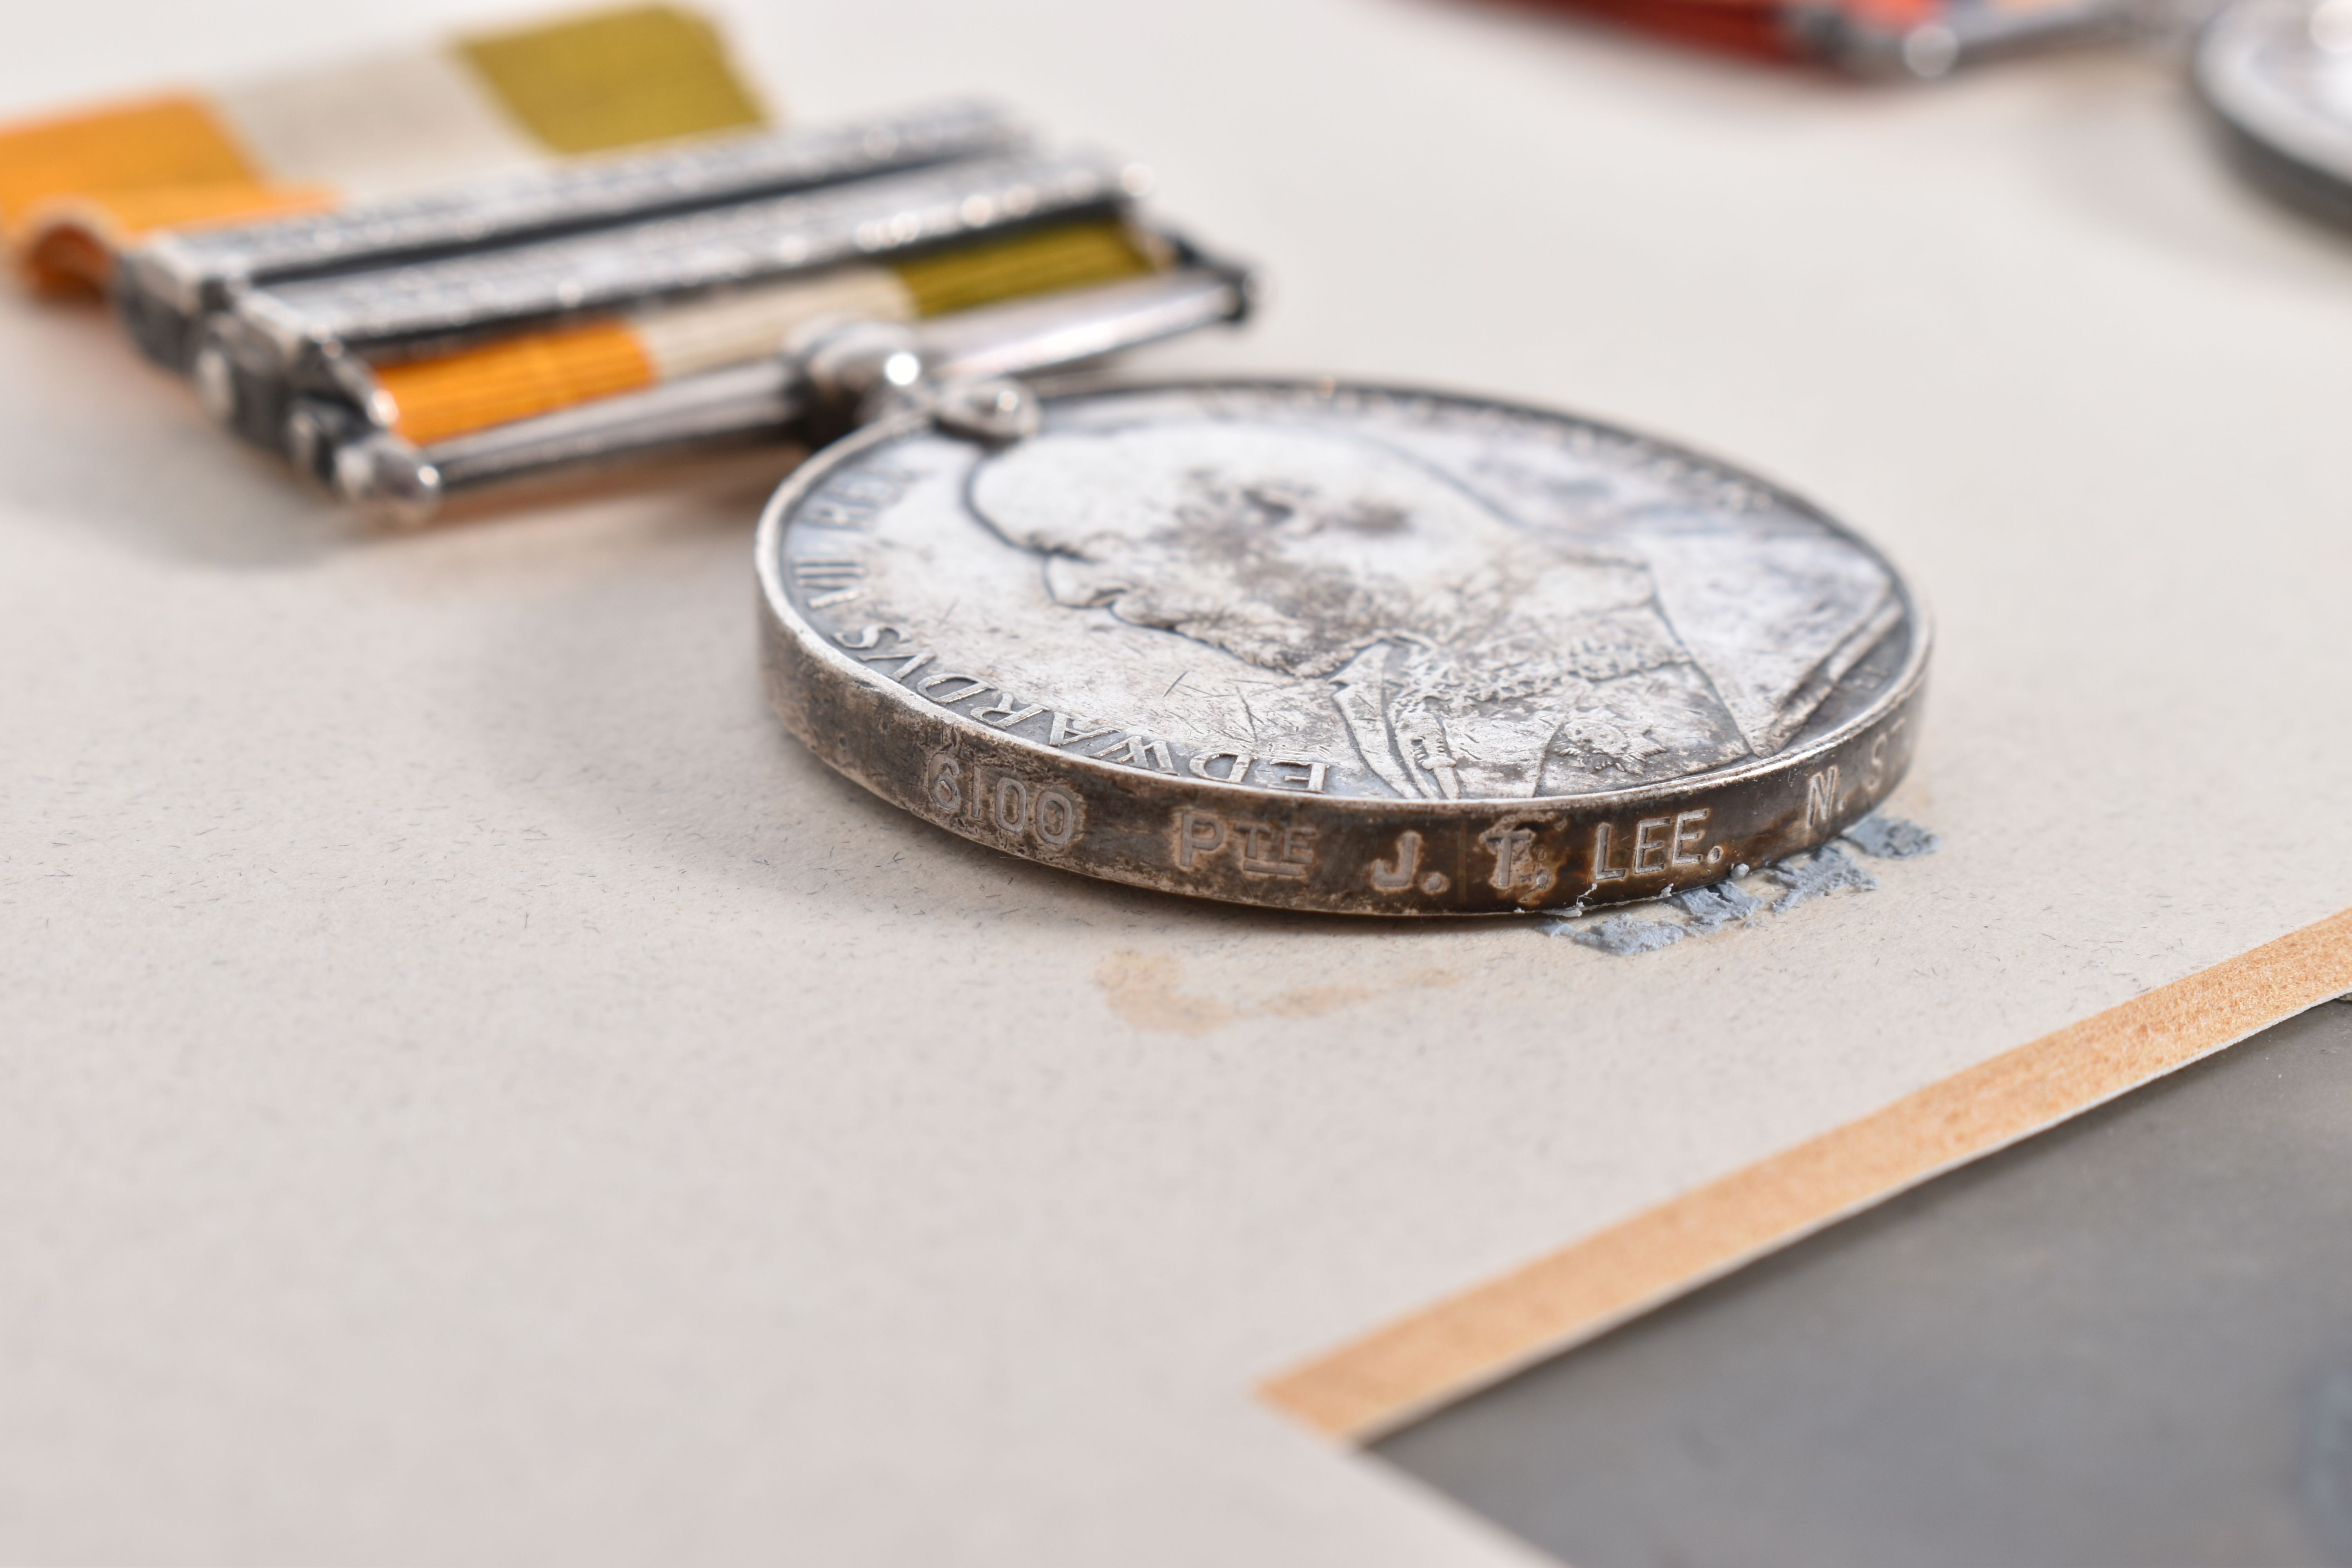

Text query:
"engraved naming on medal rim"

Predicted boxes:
[[757, 378, 1929, 916]]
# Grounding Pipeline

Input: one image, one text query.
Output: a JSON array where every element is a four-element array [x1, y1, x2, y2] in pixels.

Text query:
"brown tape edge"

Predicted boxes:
[[1258, 904, 2352, 1442]]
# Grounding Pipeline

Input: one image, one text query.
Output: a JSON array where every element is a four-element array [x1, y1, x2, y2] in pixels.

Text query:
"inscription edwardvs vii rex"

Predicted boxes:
[[757, 379, 1928, 915]]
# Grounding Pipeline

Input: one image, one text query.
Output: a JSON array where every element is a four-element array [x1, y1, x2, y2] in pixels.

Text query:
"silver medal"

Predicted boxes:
[[757, 378, 1928, 915]]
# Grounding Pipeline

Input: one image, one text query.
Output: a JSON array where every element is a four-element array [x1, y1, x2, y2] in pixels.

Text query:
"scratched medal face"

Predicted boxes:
[[758, 379, 1926, 914]]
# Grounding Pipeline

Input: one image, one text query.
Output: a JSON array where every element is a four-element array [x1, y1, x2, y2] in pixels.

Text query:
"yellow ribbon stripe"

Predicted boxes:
[[457, 4, 768, 155]]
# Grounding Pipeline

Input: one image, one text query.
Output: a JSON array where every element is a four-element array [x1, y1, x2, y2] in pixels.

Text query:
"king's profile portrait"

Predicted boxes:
[[968, 419, 1898, 800]]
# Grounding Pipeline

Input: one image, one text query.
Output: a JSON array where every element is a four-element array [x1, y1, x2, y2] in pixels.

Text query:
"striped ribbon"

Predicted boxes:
[[367, 219, 1164, 446], [0, 4, 768, 293]]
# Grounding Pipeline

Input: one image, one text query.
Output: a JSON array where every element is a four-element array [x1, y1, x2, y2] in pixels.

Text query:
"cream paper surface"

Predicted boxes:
[[4, 0, 2350, 1563]]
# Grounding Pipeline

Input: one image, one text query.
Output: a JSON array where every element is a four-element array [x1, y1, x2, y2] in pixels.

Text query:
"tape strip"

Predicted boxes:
[[1259, 904, 2352, 1441]]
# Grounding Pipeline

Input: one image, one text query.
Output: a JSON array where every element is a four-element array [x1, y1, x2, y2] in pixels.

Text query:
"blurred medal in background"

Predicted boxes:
[[2194, 0, 2352, 224], [1499, 0, 2217, 74]]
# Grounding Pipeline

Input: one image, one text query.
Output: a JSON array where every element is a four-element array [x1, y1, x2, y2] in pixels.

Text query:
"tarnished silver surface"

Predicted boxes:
[[196, 147, 1147, 455], [2196, 0, 2352, 221], [114, 100, 1027, 368], [328, 263, 1250, 524], [757, 379, 1928, 915]]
